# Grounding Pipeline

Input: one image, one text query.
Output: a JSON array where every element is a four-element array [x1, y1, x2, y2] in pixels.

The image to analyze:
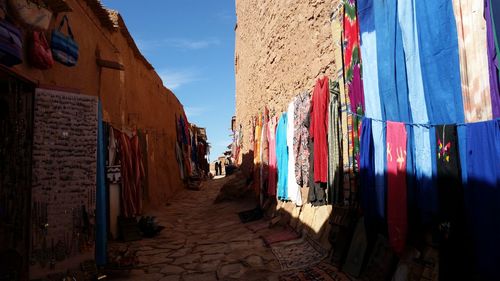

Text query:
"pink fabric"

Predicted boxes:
[[348, 64, 365, 113], [309, 77, 330, 183], [267, 116, 278, 196], [262, 228, 300, 246], [386, 121, 407, 254]]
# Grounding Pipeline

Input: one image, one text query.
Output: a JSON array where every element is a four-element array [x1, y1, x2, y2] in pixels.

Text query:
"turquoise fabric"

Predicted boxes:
[[276, 113, 288, 200]]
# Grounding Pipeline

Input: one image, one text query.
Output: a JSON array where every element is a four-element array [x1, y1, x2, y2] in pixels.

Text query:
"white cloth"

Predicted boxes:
[[287, 99, 302, 206]]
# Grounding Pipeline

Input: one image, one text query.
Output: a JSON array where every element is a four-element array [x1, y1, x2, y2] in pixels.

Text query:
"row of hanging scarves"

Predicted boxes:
[[175, 113, 192, 180], [175, 114, 211, 179], [332, 0, 500, 280], [249, 76, 352, 208]]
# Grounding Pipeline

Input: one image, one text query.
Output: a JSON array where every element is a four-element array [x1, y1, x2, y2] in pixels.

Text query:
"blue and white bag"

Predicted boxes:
[[51, 15, 78, 67]]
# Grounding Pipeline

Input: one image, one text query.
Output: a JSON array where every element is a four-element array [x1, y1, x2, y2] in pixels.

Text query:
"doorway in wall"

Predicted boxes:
[[0, 71, 35, 281]]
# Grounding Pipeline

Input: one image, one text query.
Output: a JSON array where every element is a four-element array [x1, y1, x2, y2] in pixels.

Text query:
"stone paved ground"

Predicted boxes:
[[108, 175, 283, 281]]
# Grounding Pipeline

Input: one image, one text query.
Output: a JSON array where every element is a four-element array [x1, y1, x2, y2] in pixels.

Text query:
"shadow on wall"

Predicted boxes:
[[229, 150, 500, 281]]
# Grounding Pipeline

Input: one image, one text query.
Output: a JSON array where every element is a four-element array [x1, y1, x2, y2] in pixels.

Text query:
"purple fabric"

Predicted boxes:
[[486, 0, 500, 118], [348, 64, 365, 113]]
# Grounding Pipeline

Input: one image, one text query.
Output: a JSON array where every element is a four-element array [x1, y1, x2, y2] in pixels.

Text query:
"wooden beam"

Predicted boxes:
[[37, 83, 81, 94], [96, 58, 125, 71], [0, 65, 38, 86]]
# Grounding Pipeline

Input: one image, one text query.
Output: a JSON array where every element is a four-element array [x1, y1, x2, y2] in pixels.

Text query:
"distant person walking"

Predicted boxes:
[[218, 161, 223, 176], [215, 162, 219, 176]]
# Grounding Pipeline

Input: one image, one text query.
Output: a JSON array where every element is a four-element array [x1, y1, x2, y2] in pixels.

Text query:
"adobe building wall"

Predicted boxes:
[[10, 0, 186, 207], [235, 0, 340, 244]]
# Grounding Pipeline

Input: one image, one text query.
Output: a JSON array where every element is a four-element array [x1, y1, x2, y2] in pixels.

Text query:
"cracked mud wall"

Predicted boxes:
[[235, 0, 340, 244]]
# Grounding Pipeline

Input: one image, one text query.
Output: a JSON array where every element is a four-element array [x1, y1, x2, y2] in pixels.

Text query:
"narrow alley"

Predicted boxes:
[[107, 174, 350, 281], [1, 0, 499, 280], [109, 175, 279, 281]]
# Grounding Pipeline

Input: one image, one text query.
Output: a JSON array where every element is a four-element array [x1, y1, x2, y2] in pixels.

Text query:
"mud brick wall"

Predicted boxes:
[[235, 0, 340, 246]]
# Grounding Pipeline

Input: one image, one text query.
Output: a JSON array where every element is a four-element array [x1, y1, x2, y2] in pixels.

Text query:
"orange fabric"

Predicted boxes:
[[114, 129, 144, 218]]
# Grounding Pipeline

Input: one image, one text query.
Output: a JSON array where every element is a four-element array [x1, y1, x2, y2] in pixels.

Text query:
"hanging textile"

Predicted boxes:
[[307, 139, 327, 206], [294, 91, 311, 187], [435, 124, 472, 280], [175, 142, 185, 180], [309, 76, 330, 183], [348, 68, 364, 115], [261, 108, 269, 195], [405, 124, 418, 238], [331, 2, 344, 80], [351, 77, 364, 188], [359, 118, 376, 222], [131, 135, 144, 209], [486, 0, 500, 118], [114, 129, 145, 218], [328, 80, 342, 205], [343, 0, 365, 115], [137, 130, 149, 198], [287, 100, 301, 205], [373, 0, 413, 226], [373, 0, 414, 224], [396, 0, 428, 123], [343, 0, 362, 98], [397, 0, 436, 222], [267, 115, 278, 196], [177, 114, 191, 176], [374, 0, 410, 123], [415, 0, 465, 124], [253, 114, 262, 196], [386, 121, 407, 255], [234, 124, 243, 165], [96, 101, 107, 265], [463, 119, 500, 280], [188, 128, 196, 174], [177, 114, 189, 145], [453, 0, 493, 122], [276, 113, 288, 200], [306, 86, 327, 206], [343, 80, 355, 203], [492, 0, 500, 55], [357, 0, 381, 128], [358, 0, 385, 218], [343, 0, 365, 203], [331, 2, 352, 205], [191, 129, 198, 166]]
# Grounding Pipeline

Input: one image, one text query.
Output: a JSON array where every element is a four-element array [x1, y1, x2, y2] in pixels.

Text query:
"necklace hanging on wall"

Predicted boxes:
[[64, 231, 73, 257]]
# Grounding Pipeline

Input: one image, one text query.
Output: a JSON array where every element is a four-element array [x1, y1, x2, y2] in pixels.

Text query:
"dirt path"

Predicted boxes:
[[108, 175, 282, 281]]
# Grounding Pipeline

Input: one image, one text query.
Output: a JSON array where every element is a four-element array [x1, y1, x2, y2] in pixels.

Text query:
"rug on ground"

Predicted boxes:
[[271, 236, 329, 271]]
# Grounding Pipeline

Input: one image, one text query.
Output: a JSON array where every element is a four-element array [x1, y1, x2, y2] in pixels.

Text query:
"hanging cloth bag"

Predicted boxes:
[[8, 0, 52, 31], [51, 15, 78, 67], [0, 19, 22, 66], [29, 31, 53, 69]]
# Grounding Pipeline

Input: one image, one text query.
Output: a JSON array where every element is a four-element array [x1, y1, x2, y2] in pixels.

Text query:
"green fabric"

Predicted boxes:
[[328, 80, 342, 204], [490, 0, 500, 78]]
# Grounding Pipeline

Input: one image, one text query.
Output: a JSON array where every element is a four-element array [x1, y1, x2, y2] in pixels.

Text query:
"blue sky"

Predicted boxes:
[[102, 0, 236, 161]]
